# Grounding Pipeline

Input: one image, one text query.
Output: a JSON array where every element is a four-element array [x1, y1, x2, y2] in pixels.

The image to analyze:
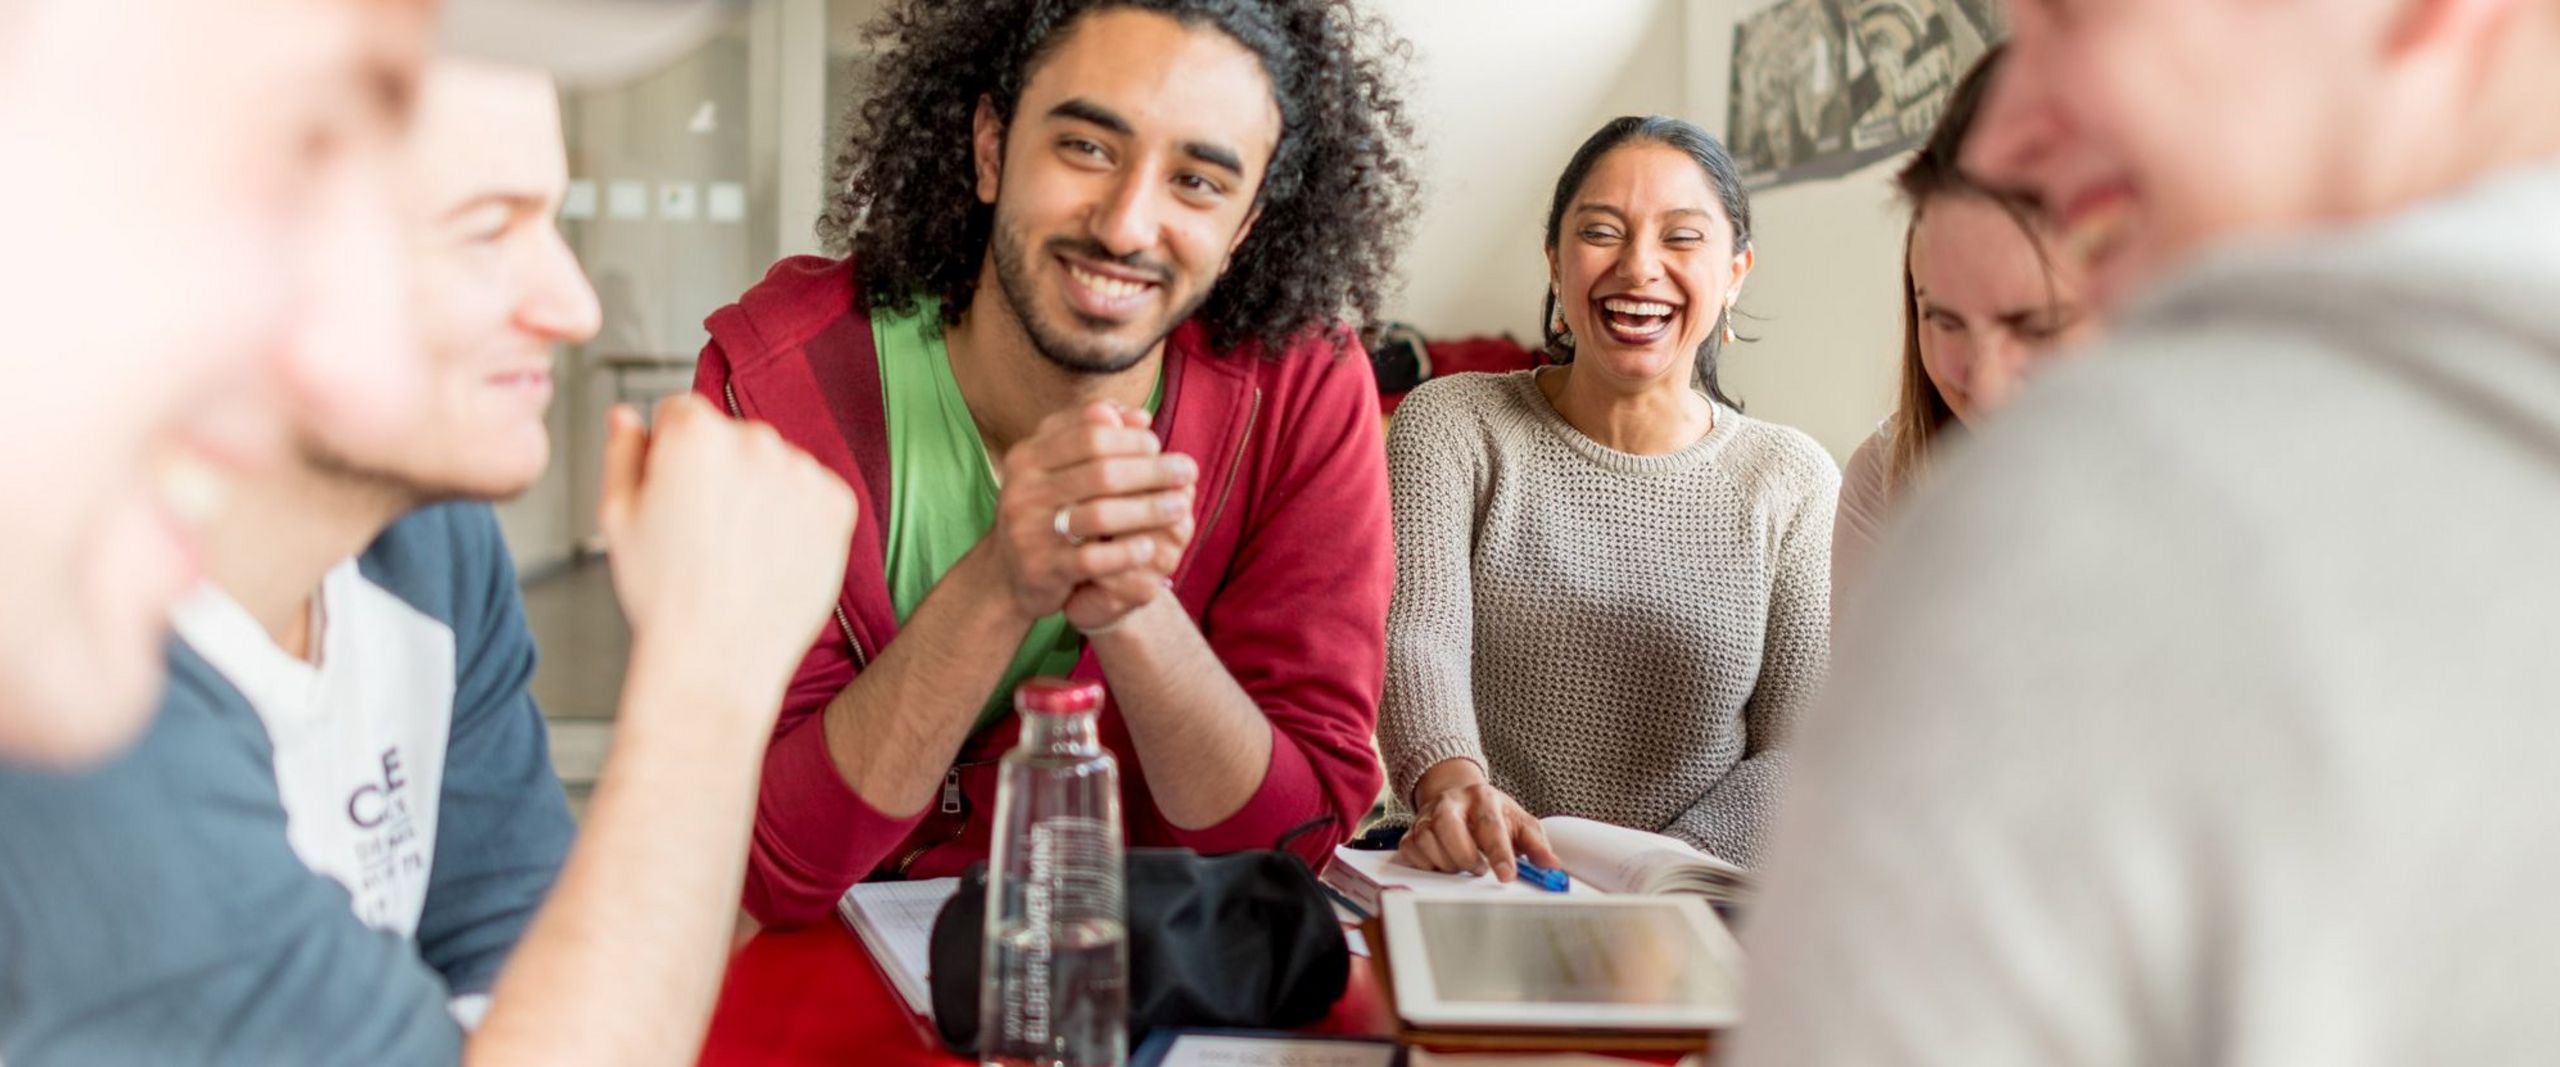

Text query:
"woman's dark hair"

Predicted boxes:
[[819, 0, 1421, 355], [1538, 115, 1755, 410], [1886, 44, 2055, 489]]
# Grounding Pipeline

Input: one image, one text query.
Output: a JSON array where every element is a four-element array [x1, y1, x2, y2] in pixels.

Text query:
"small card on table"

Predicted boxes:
[[1133, 1029, 1398, 1067]]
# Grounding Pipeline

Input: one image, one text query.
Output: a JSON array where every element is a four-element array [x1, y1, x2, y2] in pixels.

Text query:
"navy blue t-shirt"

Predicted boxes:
[[0, 504, 575, 1064]]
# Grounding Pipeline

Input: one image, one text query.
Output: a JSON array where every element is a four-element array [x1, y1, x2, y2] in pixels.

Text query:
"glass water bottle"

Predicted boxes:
[[979, 678, 1128, 1067]]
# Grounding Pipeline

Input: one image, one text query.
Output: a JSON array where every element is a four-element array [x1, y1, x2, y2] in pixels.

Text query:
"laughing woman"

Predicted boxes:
[[1378, 115, 1836, 873]]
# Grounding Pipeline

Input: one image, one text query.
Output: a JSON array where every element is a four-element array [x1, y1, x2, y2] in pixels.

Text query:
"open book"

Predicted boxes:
[[1323, 816, 1746, 917], [1539, 817, 1748, 900], [834, 877, 962, 1019]]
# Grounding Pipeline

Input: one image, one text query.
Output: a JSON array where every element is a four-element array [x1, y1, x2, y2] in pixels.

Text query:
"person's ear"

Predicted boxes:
[[1218, 202, 1264, 274], [1731, 244, 1757, 296], [972, 95, 1006, 206]]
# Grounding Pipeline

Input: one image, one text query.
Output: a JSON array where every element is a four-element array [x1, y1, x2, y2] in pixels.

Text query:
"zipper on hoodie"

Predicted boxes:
[[889, 760, 990, 877], [1171, 386, 1261, 590], [834, 605, 868, 669], [728, 379, 872, 670]]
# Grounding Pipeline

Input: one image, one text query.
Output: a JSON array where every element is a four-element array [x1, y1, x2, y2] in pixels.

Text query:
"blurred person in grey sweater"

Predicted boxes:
[[1734, 0, 2560, 1063]]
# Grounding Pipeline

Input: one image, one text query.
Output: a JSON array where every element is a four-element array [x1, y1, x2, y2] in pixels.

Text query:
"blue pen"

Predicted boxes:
[[1513, 857, 1570, 892]]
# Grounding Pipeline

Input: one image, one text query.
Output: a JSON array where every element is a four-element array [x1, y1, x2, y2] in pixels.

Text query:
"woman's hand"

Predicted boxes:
[[1398, 758, 1562, 881]]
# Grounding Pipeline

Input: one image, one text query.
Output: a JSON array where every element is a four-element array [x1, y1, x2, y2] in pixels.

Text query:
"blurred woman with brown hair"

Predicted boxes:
[[1832, 46, 2098, 595]]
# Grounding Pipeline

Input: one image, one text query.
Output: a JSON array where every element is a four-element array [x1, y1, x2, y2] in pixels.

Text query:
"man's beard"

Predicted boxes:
[[989, 214, 1210, 376], [296, 434, 471, 514]]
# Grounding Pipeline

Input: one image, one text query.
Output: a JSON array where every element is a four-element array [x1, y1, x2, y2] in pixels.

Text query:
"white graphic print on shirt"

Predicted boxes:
[[172, 561, 455, 938]]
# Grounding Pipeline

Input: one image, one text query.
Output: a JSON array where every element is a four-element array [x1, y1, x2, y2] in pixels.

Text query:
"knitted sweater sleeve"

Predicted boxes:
[[1378, 384, 1491, 805], [1665, 451, 1838, 867], [1832, 427, 1894, 606]]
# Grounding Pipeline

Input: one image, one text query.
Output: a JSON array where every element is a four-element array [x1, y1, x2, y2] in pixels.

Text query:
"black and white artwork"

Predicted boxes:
[[1727, 0, 2004, 189]]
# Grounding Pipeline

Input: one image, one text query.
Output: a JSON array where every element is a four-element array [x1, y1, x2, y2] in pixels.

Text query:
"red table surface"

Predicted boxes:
[[699, 922, 1399, 1066]]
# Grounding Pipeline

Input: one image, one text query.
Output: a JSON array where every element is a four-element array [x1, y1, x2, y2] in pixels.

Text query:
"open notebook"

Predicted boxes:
[[834, 877, 962, 1019], [1540, 817, 1748, 900], [1324, 817, 1747, 917]]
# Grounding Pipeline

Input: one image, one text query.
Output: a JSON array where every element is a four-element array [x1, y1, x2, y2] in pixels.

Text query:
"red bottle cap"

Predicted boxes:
[[1014, 678, 1104, 716]]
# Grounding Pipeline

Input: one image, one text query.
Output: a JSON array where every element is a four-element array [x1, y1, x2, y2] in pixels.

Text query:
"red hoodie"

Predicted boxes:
[[694, 257, 1391, 926]]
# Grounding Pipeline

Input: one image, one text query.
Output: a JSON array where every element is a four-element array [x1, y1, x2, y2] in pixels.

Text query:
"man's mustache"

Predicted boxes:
[[1046, 237, 1173, 285]]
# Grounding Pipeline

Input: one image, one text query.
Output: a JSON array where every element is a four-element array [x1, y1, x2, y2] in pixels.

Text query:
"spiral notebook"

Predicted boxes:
[[835, 877, 962, 1019]]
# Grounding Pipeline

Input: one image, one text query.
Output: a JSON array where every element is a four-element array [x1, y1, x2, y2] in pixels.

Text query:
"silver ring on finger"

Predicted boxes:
[[1052, 505, 1085, 546]]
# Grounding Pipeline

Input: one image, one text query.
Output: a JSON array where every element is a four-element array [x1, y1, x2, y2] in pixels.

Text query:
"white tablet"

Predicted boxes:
[[1380, 893, 1743, 1032]]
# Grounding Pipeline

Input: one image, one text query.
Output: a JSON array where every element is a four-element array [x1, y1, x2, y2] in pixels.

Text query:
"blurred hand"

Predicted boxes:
[[597, 396, 857, 698], [990, 401, 1195, 629], [1399, 758, 1560, 881]]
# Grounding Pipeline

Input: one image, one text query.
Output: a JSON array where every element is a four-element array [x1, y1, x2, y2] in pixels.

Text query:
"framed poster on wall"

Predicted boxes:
[[1726, 0, 2004, 189]]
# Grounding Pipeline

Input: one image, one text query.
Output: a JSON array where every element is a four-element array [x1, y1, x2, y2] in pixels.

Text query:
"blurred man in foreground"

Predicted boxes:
[[0, 0, 430, 764], [1, 2, 869, 1063], [1740, 0, 2560, 1062]]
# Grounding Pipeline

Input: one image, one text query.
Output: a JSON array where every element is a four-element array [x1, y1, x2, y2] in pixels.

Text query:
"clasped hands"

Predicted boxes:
[[988, 401, 1197, 634]]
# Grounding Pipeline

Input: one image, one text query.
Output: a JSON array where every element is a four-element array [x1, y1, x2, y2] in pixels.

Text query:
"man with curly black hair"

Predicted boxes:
[[693, 0, 1420, 923]]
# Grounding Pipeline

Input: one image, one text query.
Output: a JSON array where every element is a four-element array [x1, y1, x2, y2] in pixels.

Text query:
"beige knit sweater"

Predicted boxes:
[[1378, 370, 1838, 867]]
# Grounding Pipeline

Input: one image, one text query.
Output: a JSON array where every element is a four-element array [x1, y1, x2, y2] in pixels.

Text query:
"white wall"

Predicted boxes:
[[1685, 0, 1906, 462], [1377, 0, 1690, 344]]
